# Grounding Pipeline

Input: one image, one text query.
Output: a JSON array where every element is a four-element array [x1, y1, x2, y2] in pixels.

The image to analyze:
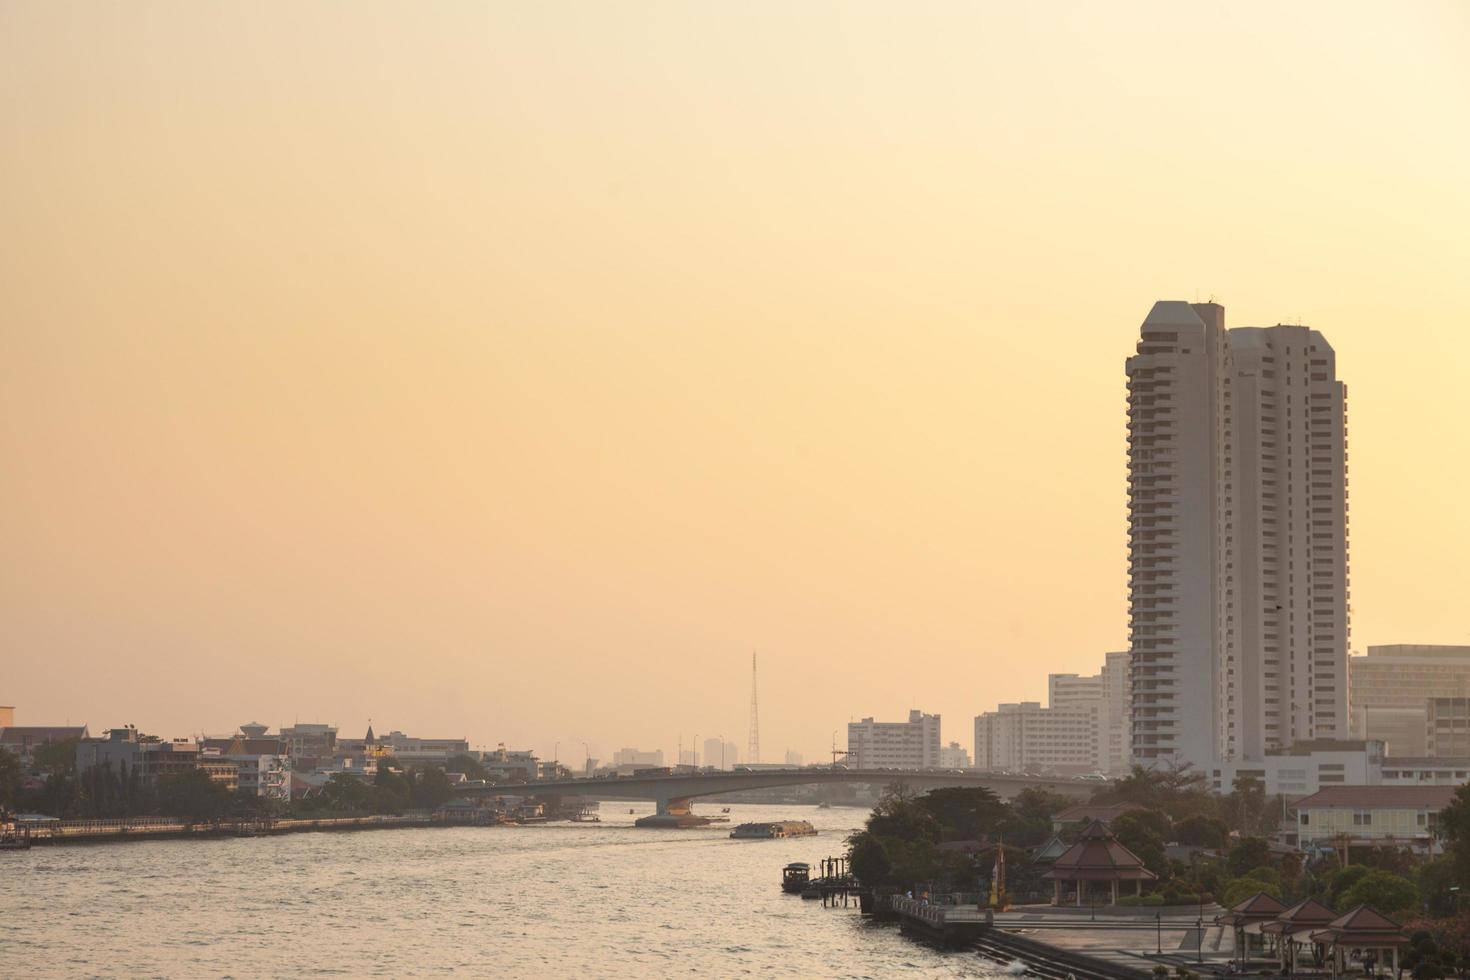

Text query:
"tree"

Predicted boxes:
[[1339, 870, 1420, 917], [446, 754, 490, 782], [1175, 814, 1229, 849], [848, 833, 893, 886], [410, 766, 453, 809], [0, 747, 22, 811], [1227, 837, 1273, 877], [1112, 812, 1168, 877], [322, 772, 372, 813], [1328, 864, 1372, 908], [1222, 877, 1284, 908], [866, 788, 940, 844], [156, 768, 233, 824], [918, 786, 1006, 842]]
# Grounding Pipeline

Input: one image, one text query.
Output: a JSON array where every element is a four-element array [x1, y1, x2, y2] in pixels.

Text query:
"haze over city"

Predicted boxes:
[[3, 2, 1469, 764]]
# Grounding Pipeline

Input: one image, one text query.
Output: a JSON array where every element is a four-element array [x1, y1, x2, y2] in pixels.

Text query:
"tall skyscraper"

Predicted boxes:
[[1126, 301, 1348, 770]]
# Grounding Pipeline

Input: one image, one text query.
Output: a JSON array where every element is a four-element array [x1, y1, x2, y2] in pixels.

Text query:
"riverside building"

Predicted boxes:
[[1126, 301, 1349, 769]]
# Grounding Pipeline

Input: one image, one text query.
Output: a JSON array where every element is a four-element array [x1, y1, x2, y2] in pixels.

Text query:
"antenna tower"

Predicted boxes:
[[747, 652, 760, 765]]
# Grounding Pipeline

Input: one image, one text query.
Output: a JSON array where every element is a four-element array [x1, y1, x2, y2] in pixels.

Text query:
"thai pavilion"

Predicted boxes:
[[1216, 890, 1288, 968], [1040, 818, 1157, 906], [1259, 897, 1338, 972], [1309, 905, 1410, 977]]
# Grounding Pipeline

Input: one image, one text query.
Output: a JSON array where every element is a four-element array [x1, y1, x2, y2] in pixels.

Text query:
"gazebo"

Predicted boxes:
[[1040, 818, 1157, 906], [1216, 891, 1288, 968], [1259, 897, 1338, 973], [1309, 905, 1409, 977]]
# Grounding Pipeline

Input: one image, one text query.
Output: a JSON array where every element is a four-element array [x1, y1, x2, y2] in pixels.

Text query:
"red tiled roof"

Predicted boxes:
[[1218, 890, 1288, 923], [1293, 785, 1457, 809], [0, 726, 88, 745], [1041, 819, 1159, 882], [1310, 905, 1408, 946], [1260, 898, 1337, 935]]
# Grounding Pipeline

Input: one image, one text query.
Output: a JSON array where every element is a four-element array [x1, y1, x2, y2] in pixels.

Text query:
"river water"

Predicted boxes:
[[2, 802, 1011, 978]]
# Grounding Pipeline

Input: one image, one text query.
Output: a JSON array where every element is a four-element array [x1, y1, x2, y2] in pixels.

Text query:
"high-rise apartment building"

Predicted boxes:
[[846, 710, 941, 769], [1127, 302, 1348, 769]]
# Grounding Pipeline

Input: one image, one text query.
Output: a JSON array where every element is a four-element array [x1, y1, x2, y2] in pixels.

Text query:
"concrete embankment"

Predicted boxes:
[[13, 813, 469, 846]]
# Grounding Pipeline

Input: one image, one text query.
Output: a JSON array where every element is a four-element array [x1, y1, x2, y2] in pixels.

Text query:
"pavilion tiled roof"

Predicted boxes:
[[1041, 819, 1158, 882], [1309, 905, 1408, 946], [1260, 898, 1337, 936], [1216, 891, 1287, 926]]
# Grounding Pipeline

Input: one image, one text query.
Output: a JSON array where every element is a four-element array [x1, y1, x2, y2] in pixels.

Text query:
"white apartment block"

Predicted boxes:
[[846, 710, 941, 769], [1127, 302, 1349, 769], [973, 701, 1103, 774]]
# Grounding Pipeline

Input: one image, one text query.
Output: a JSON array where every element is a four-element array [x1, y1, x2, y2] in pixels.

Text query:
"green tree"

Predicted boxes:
[[1222, 877, 1284, 908], [866, 787, 940, 844], [1112, 812, 1168, 876], [1226, 837, 1272, 877], [1339, 870, 1419, 916], [0, 747, 22, 811], [322, 772, 372, 813], [1327, 863, 1372, 908], [446, 754, 491, 782], [918, 786, 1007, 841], [409, 766, 453, 809], [1175, 814, 1229, 848], [156, 768, 233, 824], [848, 833, 893, 886]]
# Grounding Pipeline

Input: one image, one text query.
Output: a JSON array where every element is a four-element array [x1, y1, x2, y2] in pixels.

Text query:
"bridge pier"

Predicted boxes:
[[655, 796, 693, 817]]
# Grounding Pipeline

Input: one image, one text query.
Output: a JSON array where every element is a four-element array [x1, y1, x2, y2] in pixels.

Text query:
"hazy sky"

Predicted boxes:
[[3, 2, 1468, 764]]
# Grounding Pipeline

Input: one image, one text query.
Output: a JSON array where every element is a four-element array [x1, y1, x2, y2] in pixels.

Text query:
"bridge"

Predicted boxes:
[[457, 769, 1097, 819]]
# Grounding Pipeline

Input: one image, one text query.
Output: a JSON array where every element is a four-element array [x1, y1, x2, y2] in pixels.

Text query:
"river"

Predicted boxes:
[[1, 802, 1014, 978]]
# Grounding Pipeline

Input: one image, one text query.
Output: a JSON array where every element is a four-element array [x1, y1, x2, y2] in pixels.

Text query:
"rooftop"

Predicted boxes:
[[1294, 785, 1458, 809]]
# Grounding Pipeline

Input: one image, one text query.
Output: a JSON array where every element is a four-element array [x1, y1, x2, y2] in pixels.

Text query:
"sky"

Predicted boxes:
[[2, 2, 1468, 766]]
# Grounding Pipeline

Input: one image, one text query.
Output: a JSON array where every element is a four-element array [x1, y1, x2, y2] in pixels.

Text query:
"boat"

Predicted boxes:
[[730, 820, 818, 840], [781, 862, 811, 893]]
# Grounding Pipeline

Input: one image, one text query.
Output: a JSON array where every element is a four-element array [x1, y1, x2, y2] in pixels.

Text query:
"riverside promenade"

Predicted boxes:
[[892, 900, 1232, 978]]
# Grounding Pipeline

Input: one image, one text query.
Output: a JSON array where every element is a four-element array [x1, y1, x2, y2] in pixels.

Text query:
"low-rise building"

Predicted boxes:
[[1210, 740, 1384, 797], [0, 725, 90, 764], [1379, 757, 1470, 786], [1293, 785, 1456, 853], [75, 727, 202, 781]]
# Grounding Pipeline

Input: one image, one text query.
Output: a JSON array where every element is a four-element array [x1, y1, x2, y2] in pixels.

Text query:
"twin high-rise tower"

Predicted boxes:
[[1126, 302, 1349, 770]]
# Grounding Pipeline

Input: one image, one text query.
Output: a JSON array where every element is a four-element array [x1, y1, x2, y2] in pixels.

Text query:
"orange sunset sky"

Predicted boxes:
[[2, 2, 1468, 763]]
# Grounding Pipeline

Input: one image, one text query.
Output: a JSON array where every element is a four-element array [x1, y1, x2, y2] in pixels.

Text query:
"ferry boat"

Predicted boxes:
[[730, 820, 817, 840], [780, 862, 811, 893]]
